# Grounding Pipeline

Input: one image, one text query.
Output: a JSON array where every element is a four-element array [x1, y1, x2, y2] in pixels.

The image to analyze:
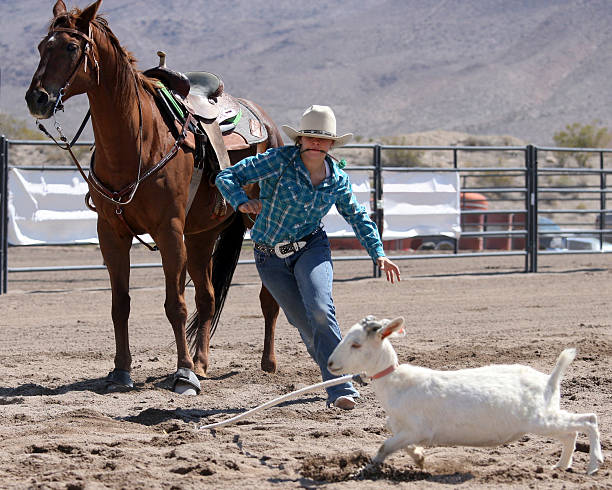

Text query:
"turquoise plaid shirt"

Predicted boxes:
[[215, 145, 385, 262]]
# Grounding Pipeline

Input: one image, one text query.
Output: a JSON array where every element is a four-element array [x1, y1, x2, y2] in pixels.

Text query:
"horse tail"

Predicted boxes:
[[186, 212, 246, 350], [210, 212, 247, 335]]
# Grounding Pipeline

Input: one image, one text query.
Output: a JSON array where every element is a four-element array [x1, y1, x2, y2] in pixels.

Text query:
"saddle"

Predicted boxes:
[[143, 62, 267, 154], [143, 52, 268, 217]]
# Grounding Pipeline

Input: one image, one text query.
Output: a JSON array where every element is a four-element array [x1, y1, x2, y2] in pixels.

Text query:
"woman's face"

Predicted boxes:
[[299, 136, 334, 154]]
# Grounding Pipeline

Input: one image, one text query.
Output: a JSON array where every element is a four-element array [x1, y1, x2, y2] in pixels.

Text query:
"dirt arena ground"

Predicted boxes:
[[0, 246, 610, 489]]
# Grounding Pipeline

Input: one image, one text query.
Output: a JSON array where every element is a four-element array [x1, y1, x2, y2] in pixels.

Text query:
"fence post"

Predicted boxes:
[[373, 144, 382, 278], [532, 145, 539, 272], [525, 145, 533, 272], [0, 135, 7, 293], [599, 151, 606, 249], [526, 145, 538, 273]]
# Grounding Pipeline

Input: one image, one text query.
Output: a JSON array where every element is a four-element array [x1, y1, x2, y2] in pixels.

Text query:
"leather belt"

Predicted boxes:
[[254, 227, 322, 258]]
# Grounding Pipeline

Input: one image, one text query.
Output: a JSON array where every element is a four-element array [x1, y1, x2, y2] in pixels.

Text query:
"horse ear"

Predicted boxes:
[[53, 0, 67, 17], [77, 0, 102, 29]]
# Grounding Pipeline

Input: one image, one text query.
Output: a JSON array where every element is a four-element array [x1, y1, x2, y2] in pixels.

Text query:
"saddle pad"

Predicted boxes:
[[229, 99, 268, 146]]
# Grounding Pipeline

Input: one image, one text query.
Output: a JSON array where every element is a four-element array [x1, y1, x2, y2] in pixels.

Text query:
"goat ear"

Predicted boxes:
[[381, 317, 405, 339]]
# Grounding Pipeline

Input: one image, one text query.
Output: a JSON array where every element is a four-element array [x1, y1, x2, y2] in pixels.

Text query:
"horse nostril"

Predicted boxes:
[[36, 91, 49, 105], [328, 361, 333, 368]]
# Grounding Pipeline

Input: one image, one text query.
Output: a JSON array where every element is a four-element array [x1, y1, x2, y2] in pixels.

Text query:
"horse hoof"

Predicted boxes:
[[261, 359, 277, 373], [174, 382, 197, 396], [172, 368, 201, 395], [105, 369, 134, 390]]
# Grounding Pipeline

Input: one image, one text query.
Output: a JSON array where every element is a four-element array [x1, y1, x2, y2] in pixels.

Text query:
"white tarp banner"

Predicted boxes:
[[8, 168, 99, 245], [8, 168, 460, 245], [7, 168, 153, 245], [381, 170, 461, 239], [323, 169, 461, 239]]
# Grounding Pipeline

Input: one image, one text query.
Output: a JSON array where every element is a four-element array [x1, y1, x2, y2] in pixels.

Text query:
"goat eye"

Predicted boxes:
[[351, 343, 361, 349]]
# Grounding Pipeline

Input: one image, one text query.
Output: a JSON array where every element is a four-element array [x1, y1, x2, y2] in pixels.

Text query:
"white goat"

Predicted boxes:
[[327, 316, 603, 475]]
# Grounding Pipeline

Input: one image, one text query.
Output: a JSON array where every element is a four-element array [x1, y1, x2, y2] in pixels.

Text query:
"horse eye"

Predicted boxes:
[[67, 43, 78, 52], [351, 343, 361, 349]]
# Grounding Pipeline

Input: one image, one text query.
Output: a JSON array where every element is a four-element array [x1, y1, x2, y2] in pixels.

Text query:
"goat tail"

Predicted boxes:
[[544, 347, 576, 410]]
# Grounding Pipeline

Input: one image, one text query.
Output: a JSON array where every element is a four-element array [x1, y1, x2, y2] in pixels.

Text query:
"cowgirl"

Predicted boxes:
[[216, 105, 400, 409]]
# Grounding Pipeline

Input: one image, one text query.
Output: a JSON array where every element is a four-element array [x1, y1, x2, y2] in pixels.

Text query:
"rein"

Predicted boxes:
[[36, 23, 193, 251]]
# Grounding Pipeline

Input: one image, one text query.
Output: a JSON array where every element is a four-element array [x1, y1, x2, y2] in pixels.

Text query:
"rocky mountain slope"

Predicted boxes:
[[3, 0, 612, 144]]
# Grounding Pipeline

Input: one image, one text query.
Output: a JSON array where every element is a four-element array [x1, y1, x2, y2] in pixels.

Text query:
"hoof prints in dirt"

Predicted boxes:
[[300, 452, 453, 483]]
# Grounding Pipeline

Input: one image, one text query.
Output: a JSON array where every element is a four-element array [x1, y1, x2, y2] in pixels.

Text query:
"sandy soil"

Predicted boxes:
[[0, 246, 610, 489]]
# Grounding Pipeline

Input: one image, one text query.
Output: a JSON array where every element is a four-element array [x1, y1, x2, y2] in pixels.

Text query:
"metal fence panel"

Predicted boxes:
[[2, 140, 612, 292]]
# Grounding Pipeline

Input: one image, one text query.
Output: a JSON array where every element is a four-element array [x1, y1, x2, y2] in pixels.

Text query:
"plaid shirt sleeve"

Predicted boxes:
[[334, 171, 385, 261], [215, 147, 286, 211]]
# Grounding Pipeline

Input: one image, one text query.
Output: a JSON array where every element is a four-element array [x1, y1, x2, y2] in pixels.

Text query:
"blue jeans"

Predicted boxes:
[[254, 229, 359, 405]]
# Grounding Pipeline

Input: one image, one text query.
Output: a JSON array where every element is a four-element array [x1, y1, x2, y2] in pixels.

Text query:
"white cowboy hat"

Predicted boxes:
[[282, 105, 353, 148]]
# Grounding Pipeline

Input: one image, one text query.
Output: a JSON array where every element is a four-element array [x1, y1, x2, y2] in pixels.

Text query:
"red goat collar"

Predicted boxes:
[[370, 364, 398, 380]]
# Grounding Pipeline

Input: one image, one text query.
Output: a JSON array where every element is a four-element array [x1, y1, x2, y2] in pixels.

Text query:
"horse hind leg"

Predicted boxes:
[[260, 285, 279, 372], [185, 230, 216, 377], [153, 227, 205, 396]]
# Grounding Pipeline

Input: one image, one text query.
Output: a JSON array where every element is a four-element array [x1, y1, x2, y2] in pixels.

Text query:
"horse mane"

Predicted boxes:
[[49, 9, 158, 100]]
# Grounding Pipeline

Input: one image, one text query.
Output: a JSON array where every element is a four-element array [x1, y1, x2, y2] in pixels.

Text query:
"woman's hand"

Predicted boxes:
[[238, 199, 262, 215], [377, 256, 401, 284]]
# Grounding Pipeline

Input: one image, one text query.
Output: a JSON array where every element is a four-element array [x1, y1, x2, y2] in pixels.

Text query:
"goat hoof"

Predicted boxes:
[[414, 448, 425, 469], [352, 462, 378, 480], [586, 465, 600, 475]]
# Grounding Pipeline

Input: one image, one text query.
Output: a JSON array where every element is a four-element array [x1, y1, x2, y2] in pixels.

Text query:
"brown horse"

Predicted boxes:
[[25, 0, 280, 393]]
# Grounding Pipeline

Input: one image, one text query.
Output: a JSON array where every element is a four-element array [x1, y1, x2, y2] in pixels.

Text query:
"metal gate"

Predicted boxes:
[[1, 138, 611, 293]]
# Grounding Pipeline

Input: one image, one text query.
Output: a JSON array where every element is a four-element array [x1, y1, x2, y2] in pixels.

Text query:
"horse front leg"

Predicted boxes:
[[98, 220, 134, 389], [260, 285, 279, 373]]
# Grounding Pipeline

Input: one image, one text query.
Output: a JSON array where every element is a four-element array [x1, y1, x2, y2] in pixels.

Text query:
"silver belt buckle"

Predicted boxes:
[[274, 241, 296, 258]]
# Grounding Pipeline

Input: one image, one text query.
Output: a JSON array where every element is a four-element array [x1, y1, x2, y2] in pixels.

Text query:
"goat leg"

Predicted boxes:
[[553, 433, 577, 472], [372, 432, 416, 465]]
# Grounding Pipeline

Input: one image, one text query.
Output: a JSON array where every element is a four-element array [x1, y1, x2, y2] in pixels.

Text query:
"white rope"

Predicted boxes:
[[197, 373, 360, 430]]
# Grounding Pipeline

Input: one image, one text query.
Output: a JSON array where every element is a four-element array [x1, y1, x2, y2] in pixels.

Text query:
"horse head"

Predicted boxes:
[[25, 0, 101, 119]]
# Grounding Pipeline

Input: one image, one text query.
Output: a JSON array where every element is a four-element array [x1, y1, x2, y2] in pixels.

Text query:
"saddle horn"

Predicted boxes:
[[157, 51, 166, 68]]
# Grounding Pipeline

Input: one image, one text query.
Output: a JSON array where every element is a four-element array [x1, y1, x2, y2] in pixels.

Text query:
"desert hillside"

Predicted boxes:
[[3, 0, 612, 144]]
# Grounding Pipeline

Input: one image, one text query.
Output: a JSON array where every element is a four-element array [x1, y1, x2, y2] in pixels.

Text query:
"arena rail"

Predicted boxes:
[[1, 139, 611, 294]]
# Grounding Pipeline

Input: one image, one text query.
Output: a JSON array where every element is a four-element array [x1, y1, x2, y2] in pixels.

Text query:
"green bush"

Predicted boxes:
[[380, 136, 424, 167], [553, 121, 611, 167]]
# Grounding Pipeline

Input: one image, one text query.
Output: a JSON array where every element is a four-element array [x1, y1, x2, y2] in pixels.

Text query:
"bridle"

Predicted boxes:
[[35, 26, 99, 144], [35, 23, 147, 209], [45, 26, 101, 108], [35, 21, 194, 250]]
